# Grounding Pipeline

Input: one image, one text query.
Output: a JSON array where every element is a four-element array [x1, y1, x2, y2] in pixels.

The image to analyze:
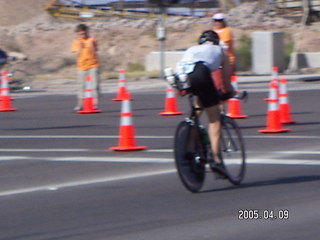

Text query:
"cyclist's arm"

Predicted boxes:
[[220, 50, 233, 93]]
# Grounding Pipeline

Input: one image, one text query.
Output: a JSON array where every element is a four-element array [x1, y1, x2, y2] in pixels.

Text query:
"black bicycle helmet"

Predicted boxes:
[[198, 30, 220, 45]]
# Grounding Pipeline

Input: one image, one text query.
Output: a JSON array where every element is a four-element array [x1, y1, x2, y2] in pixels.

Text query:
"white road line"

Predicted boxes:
[[49, 158, 320, 165], [0, 169, 176, 197], [147, 149, 173, 152], [247, 159, 320, 165], [49, 157, 173, 163], [0, 135, 120, 139], [248, 151, 320, 155], [245, 135, 320, 139], [0, 155, 319, 165], [0, 156, 30, 161], [0, 157, 319, 197], [0, 135, 320, 139], [0, 149, 319, 154], [0, 148, 173, 153], [0, 149, 92, 152], [0, 156, 173, 163], [0, 135, 170, 139]]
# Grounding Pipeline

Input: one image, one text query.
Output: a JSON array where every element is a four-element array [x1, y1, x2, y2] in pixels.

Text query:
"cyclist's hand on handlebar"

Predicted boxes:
[[178, 90, 188, 96], [236, 90, 248, 102]]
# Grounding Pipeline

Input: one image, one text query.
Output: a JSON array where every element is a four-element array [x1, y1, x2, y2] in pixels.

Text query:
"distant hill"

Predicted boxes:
[[0, 1, 319, 77], [0, 0, 48, 26]]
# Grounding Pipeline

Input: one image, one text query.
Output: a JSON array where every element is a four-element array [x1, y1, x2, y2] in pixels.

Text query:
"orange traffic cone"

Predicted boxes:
[[112, 69, 133, 101], [264, 66, 279, 101], [271, 66, 279, 79], [259, 81, 290, 133], [110, 99, 147, 151], [159, 85, 183, 116], [0, 70, 17, 112], [227, 75, 247, 119], [279, 78, 296, 124], [77, 76, 102, 114]]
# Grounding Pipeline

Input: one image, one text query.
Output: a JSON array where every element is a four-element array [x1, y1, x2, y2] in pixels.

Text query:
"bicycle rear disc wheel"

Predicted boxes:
[[174, 121, 206, 193], [220, 115, 246, 185]]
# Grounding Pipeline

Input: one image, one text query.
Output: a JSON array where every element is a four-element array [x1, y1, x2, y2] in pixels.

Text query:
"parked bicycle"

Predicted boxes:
[[0, 55, 32, 92], [166, 70, 247, 193]]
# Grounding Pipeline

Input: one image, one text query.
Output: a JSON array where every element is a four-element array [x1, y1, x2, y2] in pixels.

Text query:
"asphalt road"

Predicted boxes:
[[0, 80, 319, 240]]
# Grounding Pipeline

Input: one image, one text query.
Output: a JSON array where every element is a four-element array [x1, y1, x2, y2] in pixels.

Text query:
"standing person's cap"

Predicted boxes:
[[212, 13, 224, 21]]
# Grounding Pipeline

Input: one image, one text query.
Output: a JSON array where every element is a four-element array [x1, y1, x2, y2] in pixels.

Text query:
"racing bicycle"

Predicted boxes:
[[166, 70, 246, 193], [0, 57, 32, 92]]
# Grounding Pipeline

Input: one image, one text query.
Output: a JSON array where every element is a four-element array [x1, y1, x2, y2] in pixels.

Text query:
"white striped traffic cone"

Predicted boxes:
[[159, 84, 182, 116], [279, 78, 296, 124], [264, 66, 279, 101], [112, 69, 133, 101], [271, 66, 279, 79], [0, 70, 17, 112], [77, 76, 102, 114], [259, 81, 290, 133], [109, 99, 147, 151], [227, 75, 247, 119]]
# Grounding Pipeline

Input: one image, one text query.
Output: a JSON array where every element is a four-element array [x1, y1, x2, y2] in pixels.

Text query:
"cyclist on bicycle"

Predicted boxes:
[[177, 30, 235, 172]]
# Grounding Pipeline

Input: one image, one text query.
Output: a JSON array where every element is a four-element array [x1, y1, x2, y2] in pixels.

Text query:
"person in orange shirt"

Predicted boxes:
[[211, 13, 236, 95], [71, 24, 100, 111], [212, 13, 235, 75]]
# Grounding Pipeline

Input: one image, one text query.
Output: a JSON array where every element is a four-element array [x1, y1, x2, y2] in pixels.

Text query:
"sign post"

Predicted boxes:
[[149, 0, 180, 79]]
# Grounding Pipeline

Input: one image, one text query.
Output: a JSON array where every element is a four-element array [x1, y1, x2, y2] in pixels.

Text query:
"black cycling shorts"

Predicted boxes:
[[188, 62, 220, 108]]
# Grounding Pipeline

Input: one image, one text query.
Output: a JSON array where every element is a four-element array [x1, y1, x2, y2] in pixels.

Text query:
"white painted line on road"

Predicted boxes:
[[147, 149, 173, 153], [0, 156, 30, 161], [0, 149, 91, 152], [49, 158, 320, 165], [0, 148, 172, 153], [248, 150, 320, 155], [149, 149, 320, 155], [248, 159, 320, 165], [0, 155, 173, 163], [0, 135, 120, 139], [0, 169, 176, 197], [0, 149, 319, 155], [0, 135, 171, 139], [0, 135, 320, 139], [245, 135, 320, 139], [49, 157, 173, 163], [0, 157, 319, 197], [0, 155, 319, 165]]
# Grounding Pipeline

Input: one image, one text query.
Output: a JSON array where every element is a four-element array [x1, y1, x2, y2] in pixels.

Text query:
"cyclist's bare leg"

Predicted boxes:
[[195, 98, 221, 163], [204, 104, 221, 164]]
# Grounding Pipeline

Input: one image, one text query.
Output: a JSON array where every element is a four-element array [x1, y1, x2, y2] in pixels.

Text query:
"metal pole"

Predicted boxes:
[[157, 7, 166, 80]]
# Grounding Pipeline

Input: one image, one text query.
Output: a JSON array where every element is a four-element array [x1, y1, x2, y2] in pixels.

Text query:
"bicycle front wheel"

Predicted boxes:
[[220, 115, 246, 185], [174, 121, 206, 193]]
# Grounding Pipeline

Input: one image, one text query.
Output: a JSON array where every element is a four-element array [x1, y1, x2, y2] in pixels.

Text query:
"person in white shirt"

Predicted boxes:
[[178, 30, 235, 172]]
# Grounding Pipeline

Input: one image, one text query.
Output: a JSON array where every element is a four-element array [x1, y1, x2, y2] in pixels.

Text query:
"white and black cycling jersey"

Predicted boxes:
[[178, 43, 222, 74]]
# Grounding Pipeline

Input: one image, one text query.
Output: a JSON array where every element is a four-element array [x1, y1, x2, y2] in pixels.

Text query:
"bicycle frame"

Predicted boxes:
[[185, 92, 245, 166], [184, 94, 213, 161], [220, 120, 240, 153]]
